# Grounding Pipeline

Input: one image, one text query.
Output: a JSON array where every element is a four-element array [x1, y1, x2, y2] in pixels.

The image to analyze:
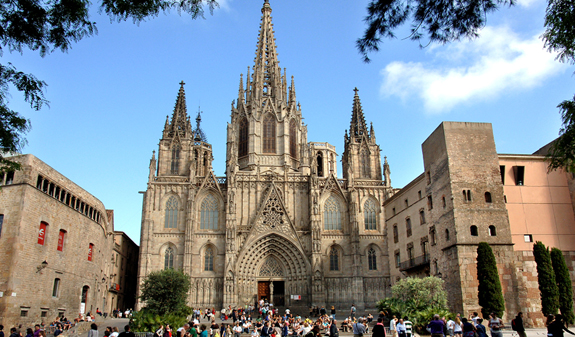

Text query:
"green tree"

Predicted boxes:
[[533, 241, 559, 316], [476, 242, 505, 318], [357, 0, 575, 172], [550, 247, 574, 324], [377, 277, 451, 333], [139, 268, 192, 315], [0, 0, 218, 173]]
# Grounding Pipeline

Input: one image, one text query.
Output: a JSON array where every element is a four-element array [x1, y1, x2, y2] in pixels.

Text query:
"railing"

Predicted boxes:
[[399, 253, 430, 271], [309, 142, 336, 151], [193, 141, 212, 149]]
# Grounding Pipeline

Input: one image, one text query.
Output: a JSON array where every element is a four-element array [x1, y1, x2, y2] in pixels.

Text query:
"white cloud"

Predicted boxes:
[[380, 26, 568, 113]]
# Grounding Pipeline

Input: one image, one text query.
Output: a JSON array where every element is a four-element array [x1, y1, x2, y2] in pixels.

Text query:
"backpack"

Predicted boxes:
[[511, 319, 517, 331]]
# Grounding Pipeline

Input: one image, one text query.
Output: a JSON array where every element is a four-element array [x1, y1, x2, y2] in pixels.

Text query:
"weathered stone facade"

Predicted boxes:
[[384, 122, 575, 327], [137, 1, 393, 311], [0, 155, 139, 327]]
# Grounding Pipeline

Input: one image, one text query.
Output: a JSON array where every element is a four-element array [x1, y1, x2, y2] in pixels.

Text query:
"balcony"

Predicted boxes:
[[399, 254, 430, 271], [109, 283, 120, 293]]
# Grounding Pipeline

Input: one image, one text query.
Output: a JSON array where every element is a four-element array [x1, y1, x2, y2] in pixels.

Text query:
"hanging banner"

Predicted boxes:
[[38, 222, 47, 245], [57, 231, 65, 251], [88, 244, 93, 261]]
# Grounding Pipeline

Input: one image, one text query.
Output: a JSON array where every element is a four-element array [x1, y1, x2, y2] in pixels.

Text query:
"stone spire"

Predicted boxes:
[[349, 87, 368, 139], [383, 156, 391, 187], [193, 106, 208, 142], [250, 0, 282, 101], [165, 81, 192, 139]]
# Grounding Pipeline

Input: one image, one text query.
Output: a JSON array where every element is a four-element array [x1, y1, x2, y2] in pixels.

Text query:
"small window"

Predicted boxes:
[[52, 278, 60, 297], [393, 224, 398, 243], [406, 218, 412, 237], [394, 251, 400, 268], [418, 191, 422, 199], [445, 229, 450, 241], [513, 166, 525, 186], [489, 225, 497, 236], [6, 171, 14, 185], [427, 195, 433, 210], [426, 171, 431, 184], [419, 209, 426, 225], [57, 230, 66, 252], [404, 199, 408, 208], [392, 207, 396, 215], [463, 190, 472, 202], [500, 165, 505, 184], [442, 196, 446, 208], [430, 227, 436, 245], [504, 195, 507, 203], [470, 225, 478, 236], [20, 310, 28, 317], [88, 243, 94, 261], [485, 192, 492, 203], [41, 310, 48, 318], [0, 214, 3, 238], [524, 234, 533, 242], [38, 222, 48, 245]]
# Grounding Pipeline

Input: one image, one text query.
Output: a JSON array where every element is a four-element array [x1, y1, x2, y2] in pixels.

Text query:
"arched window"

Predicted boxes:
[[263, 114, 276, 153], [361, 148, 370, 178], [485, 192, 492, 203], [204, 246, 214, 271], [164, 247, 174, 269], [171, 145, 180, 174], [489, 225, 497, 236], [316, 152, 323, 177], [364, 199, 377, 230], [239, 117, 248, 157], [470, 225, 478, 236], [164, 196, 178, 228], [200, 194, 218, 230], [289, 119, 297, 158], [324, 196, 342, 230], [329, 247, 339, 271], [368, 248, 377, 270]]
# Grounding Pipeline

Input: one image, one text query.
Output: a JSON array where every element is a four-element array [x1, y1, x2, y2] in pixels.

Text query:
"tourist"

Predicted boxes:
[[403, 317, 412, 337], [0, 324, 4, 337], [372, 318, 386, 337], [488, 313, 504, 337], [25, 328, 33, 337], [446, 317, 455, 337], [8, 328, 18, 337], [156, 325, 165, 337], [33, 325, 41, 337], [475, 319, 487, 337], [396, 319, 406, 337], [454, 316, 463, 337], [427, 314, 445, 337], [111, 327, 120, 337], [118, 325, 136, 337], [353, 318, 366, 337], [548, 314, 574, 337], [233, 322, 242, 337], [88, 324, 99, 337], [513, 313, 526, 337], [331, 307, 336, 320], [329, 319, 339, 337], [461, 318, 475, 337], [470, 313, 480, 327], [389, 316, 397, 337], [350, 305, 357, 320]]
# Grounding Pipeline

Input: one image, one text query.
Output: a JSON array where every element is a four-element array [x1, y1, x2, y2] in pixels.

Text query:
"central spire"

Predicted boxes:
[[250, 0, 283, 102], [350, 87, 368, 139]]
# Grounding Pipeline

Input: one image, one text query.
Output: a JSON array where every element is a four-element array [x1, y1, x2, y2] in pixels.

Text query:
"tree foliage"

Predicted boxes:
[[356, 0, 515, 62], [0, 0, 217, 173], [130, 308, 191, 333], [139, 268, 192, 316], [477, 242, 505, 318], [550, 247, 574, 324], [533, 241, 559, 316], [377, 277, 451, 333]]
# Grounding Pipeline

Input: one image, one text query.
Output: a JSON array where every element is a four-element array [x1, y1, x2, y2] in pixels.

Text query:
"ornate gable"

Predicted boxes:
[[321, 173, 347, 201], [198, 170, 223, 198]]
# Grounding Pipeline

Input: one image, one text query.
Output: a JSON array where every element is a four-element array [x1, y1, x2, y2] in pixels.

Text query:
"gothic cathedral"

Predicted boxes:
[[137, 0, 393, 311]]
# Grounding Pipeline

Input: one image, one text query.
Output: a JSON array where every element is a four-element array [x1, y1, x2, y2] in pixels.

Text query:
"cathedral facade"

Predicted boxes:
[[136, 1, 392, 311]]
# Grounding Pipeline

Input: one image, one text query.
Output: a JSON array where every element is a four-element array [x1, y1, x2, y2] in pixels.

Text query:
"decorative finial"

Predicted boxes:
[[180, 81, 185, 86], [353, 87, 359, 94]]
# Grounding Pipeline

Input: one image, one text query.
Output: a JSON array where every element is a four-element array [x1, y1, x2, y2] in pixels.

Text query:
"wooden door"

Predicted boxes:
[[258, 281, 270, 301]]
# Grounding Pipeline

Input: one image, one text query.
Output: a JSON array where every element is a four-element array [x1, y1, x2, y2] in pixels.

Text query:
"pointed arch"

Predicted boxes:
[[171, 144, 180, 174], [324, 195, 342, 230], [289, 119, 297, 158], [164, 196, 178, 228], [329, 245, 340, 271], [164, 247, 174, 269], [363, 198, 377, 230], [239, 117, 249, 158], [361, 146, 370, 178], [200, 194, 219, 230], [263, 114, 276, 153], [368, 246, 377, 270], [204, 245, 214, 271]]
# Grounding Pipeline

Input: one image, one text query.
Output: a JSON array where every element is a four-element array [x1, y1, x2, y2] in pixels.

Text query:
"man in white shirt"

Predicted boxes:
[[390, 316, 397, 337], [403, 317, 413, 337], [447, 318, 455, 337]]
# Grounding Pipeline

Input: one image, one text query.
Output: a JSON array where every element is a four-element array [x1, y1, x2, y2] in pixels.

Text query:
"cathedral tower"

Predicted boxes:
[[342, 88, 383, 182], [227, 0, 308, 175]]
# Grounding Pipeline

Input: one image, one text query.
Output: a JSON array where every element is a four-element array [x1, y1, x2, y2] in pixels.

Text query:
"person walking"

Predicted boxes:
[[513, 313, 526, 337], [396, 319, 406, 337], [330, 319, 339, 337], [548, 314, 575, 337], [353, 318, 367, 337], [475, 319, 487, 337]]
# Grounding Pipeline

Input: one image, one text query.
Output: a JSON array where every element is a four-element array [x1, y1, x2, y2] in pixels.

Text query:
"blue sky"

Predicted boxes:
[[5, 0, 571, 244]]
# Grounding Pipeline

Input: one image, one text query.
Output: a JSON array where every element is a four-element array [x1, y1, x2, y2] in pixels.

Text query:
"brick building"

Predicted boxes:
[[0, 154, 139, 327]]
